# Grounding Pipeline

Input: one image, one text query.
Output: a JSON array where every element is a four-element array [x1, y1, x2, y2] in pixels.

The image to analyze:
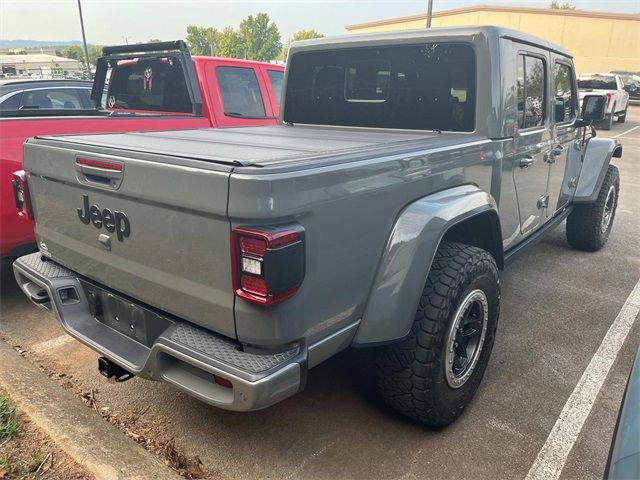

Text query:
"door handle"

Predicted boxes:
[[518, 156, 535, 168]]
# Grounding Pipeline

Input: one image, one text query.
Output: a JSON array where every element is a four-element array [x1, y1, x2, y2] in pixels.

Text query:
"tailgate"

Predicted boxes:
[[23, 138, 236, 338]]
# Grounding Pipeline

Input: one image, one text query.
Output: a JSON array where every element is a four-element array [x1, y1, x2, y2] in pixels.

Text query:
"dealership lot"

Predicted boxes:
[[1, 108, 639, 479]]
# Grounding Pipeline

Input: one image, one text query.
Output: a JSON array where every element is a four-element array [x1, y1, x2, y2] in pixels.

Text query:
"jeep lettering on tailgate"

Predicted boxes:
[[77, 195, 131, 241]]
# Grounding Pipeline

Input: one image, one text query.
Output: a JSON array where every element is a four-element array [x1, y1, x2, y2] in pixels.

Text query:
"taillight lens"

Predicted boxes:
[[231, 225, 305, 306], [12, 170, 34, 220], [605, 92, 614, 107]]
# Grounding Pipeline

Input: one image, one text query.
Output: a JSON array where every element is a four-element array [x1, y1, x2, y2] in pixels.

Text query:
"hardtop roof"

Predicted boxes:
[[290, 25, 571, 58]]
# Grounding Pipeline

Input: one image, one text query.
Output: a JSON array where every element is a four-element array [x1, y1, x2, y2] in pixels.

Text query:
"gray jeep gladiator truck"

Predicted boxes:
[[13, 26, 622, 426]]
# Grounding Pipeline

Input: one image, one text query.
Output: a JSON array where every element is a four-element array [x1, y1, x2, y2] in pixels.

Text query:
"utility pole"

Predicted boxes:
[[76, 0, 91, 79], [426, 0, 434, 28], [122, 36, 132, 45]]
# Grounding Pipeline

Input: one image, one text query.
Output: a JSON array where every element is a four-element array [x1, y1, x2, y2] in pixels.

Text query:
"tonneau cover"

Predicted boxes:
[[34, 125, 477, 168]]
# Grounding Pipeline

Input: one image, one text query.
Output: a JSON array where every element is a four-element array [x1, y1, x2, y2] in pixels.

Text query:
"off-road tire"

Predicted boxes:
[[566, 164, 619, 252], [375, 241, 499, 427], [617, 106, 627, 123]]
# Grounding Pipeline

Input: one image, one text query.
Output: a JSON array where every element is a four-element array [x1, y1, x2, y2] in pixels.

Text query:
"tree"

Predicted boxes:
[[215, 27, 244, 59], [186, 25, 217, 56], [278, 29, 324, 61], [550, 1, 576, 9], [291, 29, 324, 42], [238, 13, 282, 61], [88, 45, 103, 66], [60, 45, 84, 61], [147, 38, 162, 43]]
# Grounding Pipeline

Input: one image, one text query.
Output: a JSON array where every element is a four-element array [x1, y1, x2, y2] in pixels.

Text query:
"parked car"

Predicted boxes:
[[0, 41, 284, 258], [578, 73, 630, 129], [0, 79, 93, 110], [612, 72, 640, 100], [606, 346, 640, 479], [12, 27, 623, 426]]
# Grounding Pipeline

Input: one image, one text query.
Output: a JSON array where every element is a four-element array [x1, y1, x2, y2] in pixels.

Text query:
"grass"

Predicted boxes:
[[0, 450, 45, 477], [0, 402, 44, 477], [0, 396, 21, 441]]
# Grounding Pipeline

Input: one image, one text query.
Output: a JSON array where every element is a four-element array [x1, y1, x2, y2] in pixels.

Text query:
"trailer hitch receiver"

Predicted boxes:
[[97, 357, 134, 382]]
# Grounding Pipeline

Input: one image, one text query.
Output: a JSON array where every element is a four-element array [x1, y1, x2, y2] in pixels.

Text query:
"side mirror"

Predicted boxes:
[[580, 95, 606, 123]]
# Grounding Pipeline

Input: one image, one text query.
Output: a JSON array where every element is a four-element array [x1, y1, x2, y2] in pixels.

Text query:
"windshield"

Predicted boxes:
[[577, 75, 616, 90], [619, 74, 640, 85], [284, 42, 476, 132]]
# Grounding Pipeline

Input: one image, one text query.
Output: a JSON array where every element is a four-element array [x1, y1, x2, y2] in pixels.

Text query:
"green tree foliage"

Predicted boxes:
[[147, 38, 162, 43], [216, 27, 244, 59], [88, 45, 103, 65], [59, 45, 84, 61], [291, 29, 324, 42], [238, 13, 282, 61], [278, 29, 324, 61], [550, 1, 576, 9], [186, 25, 217, 56]]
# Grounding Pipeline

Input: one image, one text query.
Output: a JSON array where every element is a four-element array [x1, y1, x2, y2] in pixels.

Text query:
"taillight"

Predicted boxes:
[[231, 225, 305, 306], [605, 92, 614, 107], [12, 170, 34, 220]]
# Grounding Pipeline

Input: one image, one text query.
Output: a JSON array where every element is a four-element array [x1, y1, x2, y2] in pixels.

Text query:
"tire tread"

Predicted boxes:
[[567, 164, 619, 251], [375, 241, 499, 427]]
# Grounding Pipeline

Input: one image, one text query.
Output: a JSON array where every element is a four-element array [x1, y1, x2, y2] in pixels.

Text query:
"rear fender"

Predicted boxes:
[[353, 185, 501, 346], [574, 137, 621, 203]]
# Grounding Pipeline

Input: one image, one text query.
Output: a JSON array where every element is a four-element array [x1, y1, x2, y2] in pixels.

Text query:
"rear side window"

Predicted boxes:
[[107, 57, 191, 113], [517, 54, 546, 129], [553, 63, 576, 123], [20, 88, 88, 110], [216, 66, 266, 118], [284, 43, 476, 132], [47, 89, 86, 109], [0, 91, 22, 110], [267, 69, 283, 107]]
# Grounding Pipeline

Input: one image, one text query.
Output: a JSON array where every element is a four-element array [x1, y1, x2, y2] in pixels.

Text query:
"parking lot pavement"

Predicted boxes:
[[1, 107, 639, 480]]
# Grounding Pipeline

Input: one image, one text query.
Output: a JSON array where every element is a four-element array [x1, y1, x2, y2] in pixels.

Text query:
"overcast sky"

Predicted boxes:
[[1, 0, 638, 45]]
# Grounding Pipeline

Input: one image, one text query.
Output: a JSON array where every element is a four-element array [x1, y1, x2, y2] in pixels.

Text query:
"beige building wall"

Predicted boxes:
[[345, 5, 640, 73]]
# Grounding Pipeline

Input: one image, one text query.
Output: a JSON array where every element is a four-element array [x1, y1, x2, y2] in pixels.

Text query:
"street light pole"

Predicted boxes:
[[76, 0, 91, 79], [426, 0, 434, 28]]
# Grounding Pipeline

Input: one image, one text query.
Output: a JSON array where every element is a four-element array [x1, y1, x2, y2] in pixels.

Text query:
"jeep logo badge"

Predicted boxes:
[[77, 195, 130, 242]]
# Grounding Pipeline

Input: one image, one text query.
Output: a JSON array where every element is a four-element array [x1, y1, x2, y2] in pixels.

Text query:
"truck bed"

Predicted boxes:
[[33, 125, 485, 169]]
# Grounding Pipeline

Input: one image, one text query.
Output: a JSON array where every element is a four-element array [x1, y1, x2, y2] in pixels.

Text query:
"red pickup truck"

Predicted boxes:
[[1, 41, 284, 257]]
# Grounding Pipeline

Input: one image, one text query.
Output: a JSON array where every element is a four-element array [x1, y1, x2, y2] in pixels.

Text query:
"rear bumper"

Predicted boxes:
[[13, 253, 306, 411]]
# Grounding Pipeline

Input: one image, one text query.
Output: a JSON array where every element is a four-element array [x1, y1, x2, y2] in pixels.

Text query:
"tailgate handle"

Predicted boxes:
[[75, 158, 124, 188]]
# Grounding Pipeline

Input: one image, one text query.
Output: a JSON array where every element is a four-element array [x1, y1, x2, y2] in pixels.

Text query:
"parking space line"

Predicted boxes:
[[612, 126, 639, 138], [32, 334, 73, 353], [525, 277, 640, 480]]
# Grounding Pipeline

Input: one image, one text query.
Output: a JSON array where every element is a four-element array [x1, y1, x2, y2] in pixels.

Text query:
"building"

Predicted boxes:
[[0, 47, 58, 56], [0, 53, 84, 78], [345, 5, 640, 73]]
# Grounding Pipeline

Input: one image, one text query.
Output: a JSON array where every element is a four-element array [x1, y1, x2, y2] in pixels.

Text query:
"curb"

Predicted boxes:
[[0, 339, 182, 480]]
